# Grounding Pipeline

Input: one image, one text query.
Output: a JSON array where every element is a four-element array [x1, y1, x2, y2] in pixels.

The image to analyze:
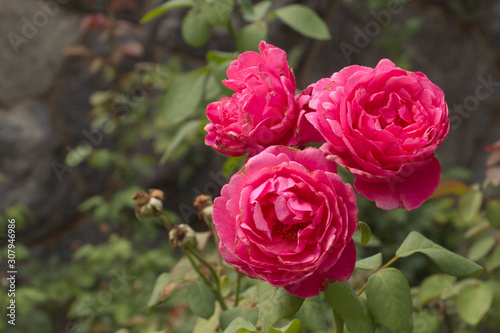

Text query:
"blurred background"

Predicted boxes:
[[1, 0, 500, 332]]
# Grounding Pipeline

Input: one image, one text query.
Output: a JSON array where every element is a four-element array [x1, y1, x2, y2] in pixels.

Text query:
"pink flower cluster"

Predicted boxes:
[[205, 41, 449, 297]]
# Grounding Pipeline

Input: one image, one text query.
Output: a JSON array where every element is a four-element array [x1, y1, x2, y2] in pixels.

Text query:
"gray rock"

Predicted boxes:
[[0, 0, 82, 106]]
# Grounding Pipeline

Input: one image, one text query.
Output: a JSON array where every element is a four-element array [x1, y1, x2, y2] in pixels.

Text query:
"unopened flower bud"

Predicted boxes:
[[169, 224, 197, 249], [132, 189, 164, 219], [193, 194, 213, 220]]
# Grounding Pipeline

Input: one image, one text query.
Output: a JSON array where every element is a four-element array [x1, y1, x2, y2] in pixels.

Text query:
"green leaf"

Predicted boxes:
[[159, 119, 201, 163], [355, 253, 382, 271], [257, 282, 304, 333], [207, 50, 238, 64], [242, 1, 272, 22], [464, 220, 490, 239], [237, 0, 253, 19], [88, 149, 113, 169], [182, 8, 214, 47], [366, 268, 413, 333], [213, 274, 227, 296], [468, 234, 496, 261], [78, 195, 105, 212], [486, 245, 500, 271], [456, 281, 493, 326], [222, 155, 245, 177], [487, 199, 500, 229], [326, 282, 376, 333], [269, 319, 302, 333], [458, 187, 483, 225], [359, 221, 372, 246], [395, 231, 483, 277], [223, 317, 257, 333], [353, 229, 381, 247], [140, 0, 194, 23], [344, 298, 375, 333], [193, 305, 221, 333], [211, 60, 234, 95], [220, 308, 259, 331], [325, 282, 366, 320], [274, 5, 331, 40], [418, 274, 456, 306], [294, 296, 327, 331], [200, 0, 234, 26], [160, 70, 208, 126], [187, 281, 216, 319], [413, 309, 440, 333], [440, 278, 478, 300], [147, 273, 181, 309], [236, 21, 268, 52], [485, 280, 500, 331], [65, 144, 92, 167]]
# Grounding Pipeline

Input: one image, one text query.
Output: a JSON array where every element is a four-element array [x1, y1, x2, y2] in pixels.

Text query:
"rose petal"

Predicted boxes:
[[354, 155, 442, 210]]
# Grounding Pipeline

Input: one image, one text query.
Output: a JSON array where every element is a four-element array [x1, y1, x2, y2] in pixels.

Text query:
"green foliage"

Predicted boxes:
[[200, 0, 234, 27], [0, 203, 32, 231], [140, 0, 193, 23], [366, 268, 413, 333], [456, 281, 493, 326], [257, 282, 304, 333], [142, 0, 330, 50], [418, 274, 456, 306], [396, 231, 483, 277], [274, 5, 331, 40], [268, 318, 302, 333], [187, 281, 217, 319], [220, 307, 259, 331], [236, 21, 268, 52], [147, 273, 181, 309], [486, 199, 500, 229], [326, 282, 375, 333], [241, 1, 271, 22], [358, 220, 372, 246], [458, 186, 483, 225], [355, 253, 382, 270], [294, 295, 327, 331], [182, 8, 214, 47], [223, 317, 257, 333], [159, 69, 208, 126]]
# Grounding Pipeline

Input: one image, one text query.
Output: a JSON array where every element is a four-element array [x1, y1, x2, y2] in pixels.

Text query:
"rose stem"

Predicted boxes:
[[184, 248, 228, 311], [185, 246, 228, 310], [234, 272, 243, 307], [357, 255, 400, 296], [202, 209, 224, 269]]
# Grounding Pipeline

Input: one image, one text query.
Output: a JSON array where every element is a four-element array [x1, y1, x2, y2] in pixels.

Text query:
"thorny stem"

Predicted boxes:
[[202, 208, 224, 269], [186, 247, 220, 285], [357, 255, 400, 296], [185, 250, 213, 289], [156, 213, 228, 310], [186, 249, 228, 310], [185, 246, 228, 310]]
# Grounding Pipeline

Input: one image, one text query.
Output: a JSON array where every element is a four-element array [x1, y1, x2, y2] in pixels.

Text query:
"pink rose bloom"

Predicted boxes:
[[213, 146, 358, 298], [205, 41, 298, 157], [306, 59, 450, 210], [287, 83, 326, 146]]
